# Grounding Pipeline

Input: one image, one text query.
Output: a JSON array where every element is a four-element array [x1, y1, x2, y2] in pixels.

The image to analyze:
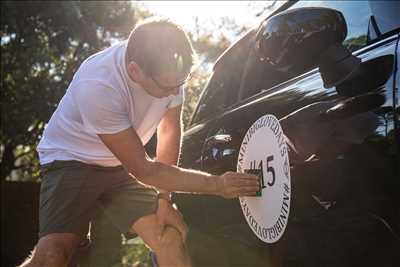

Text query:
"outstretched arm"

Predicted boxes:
[[98, 125, 259, 198]]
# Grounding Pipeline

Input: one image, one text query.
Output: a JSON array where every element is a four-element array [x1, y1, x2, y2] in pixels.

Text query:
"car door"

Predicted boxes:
[[176, 30, 256, 237]]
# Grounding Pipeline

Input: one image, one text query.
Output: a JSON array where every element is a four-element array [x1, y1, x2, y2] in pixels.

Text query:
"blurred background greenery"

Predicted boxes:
[[122, 238, 152, 267]]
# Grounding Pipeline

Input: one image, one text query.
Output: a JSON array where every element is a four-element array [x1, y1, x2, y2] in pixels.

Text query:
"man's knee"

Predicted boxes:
[[41, 245, 68, 266], [25, 234, 79, 267], [153, 226, 191, 267], [130, 214, 185, 253], [156, 226, 185, 252]]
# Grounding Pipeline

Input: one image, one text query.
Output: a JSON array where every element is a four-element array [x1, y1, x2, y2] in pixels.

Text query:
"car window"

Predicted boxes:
[[367, 2, 400, 41], [191, 28, 295, 124], [191, 32, 254, 124], [191, 71, 231, 125]]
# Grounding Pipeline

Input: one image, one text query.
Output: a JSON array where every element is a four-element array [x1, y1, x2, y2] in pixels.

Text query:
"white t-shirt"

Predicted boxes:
[[37, 41, 183, 167]]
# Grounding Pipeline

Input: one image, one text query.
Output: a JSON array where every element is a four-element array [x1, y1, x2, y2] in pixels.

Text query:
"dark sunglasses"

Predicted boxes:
[[150, 73, 192, 92]]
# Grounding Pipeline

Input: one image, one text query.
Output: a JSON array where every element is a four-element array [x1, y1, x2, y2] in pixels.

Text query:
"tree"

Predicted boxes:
[[1, 1, 151, 180]]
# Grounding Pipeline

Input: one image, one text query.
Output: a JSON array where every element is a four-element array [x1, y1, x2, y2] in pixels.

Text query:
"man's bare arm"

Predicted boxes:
[[156, 105, 182, 166], [154, 105, 188, 240], [155, 105, 182, 199], [98, 128, 259, 198]]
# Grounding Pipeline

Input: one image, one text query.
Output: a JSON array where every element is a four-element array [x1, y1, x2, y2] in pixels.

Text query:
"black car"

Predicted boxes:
[[174, 1, 400, 266]]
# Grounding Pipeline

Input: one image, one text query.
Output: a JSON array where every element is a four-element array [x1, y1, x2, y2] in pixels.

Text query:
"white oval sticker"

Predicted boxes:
[[237, 114, 291, 243]]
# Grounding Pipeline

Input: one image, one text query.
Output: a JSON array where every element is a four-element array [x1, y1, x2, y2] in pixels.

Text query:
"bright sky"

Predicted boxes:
[[136, 1, 284, 40]]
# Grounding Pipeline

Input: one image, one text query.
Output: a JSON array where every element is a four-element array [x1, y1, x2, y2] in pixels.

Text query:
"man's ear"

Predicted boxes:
[[127, 61, 145, 83]]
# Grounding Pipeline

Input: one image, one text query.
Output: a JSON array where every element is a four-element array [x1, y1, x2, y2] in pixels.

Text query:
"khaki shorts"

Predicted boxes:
[[39, 160, 157, 239]]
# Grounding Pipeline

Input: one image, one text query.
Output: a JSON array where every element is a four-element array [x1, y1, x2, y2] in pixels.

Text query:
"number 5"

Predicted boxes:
[[267, 155, 275, 186]]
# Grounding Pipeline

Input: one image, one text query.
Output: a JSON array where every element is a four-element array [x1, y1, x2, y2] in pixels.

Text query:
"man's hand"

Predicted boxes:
[[216, 171, 260, 199], [156, 198, 188, 242]]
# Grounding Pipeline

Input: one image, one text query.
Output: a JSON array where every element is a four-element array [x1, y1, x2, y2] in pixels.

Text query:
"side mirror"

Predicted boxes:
[[256, 7, 361, 88]]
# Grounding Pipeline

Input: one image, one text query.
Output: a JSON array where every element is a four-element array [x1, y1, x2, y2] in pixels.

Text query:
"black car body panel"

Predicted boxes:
[[176, 1, 399, 266]]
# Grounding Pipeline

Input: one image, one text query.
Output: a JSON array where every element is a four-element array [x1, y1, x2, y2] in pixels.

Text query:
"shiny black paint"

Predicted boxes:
[[176, 3, 399, 266]]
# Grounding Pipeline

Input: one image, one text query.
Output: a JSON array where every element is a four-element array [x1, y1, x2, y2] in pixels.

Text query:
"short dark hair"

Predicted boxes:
[[126, 17, 195, 76]]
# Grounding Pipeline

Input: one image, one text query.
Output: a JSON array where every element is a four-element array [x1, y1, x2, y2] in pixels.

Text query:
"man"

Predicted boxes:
[[21, 17, 259, 267]]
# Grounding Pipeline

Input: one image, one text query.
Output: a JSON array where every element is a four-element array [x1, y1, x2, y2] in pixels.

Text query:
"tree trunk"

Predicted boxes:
[[1, 144, 15, 180]]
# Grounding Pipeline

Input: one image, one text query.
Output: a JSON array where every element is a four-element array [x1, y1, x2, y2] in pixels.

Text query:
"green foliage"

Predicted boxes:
[[121, 240, 152, 267], [1, 1, 151, 180], [343, 35, 367, 52], [182, 67, 211, 129]]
